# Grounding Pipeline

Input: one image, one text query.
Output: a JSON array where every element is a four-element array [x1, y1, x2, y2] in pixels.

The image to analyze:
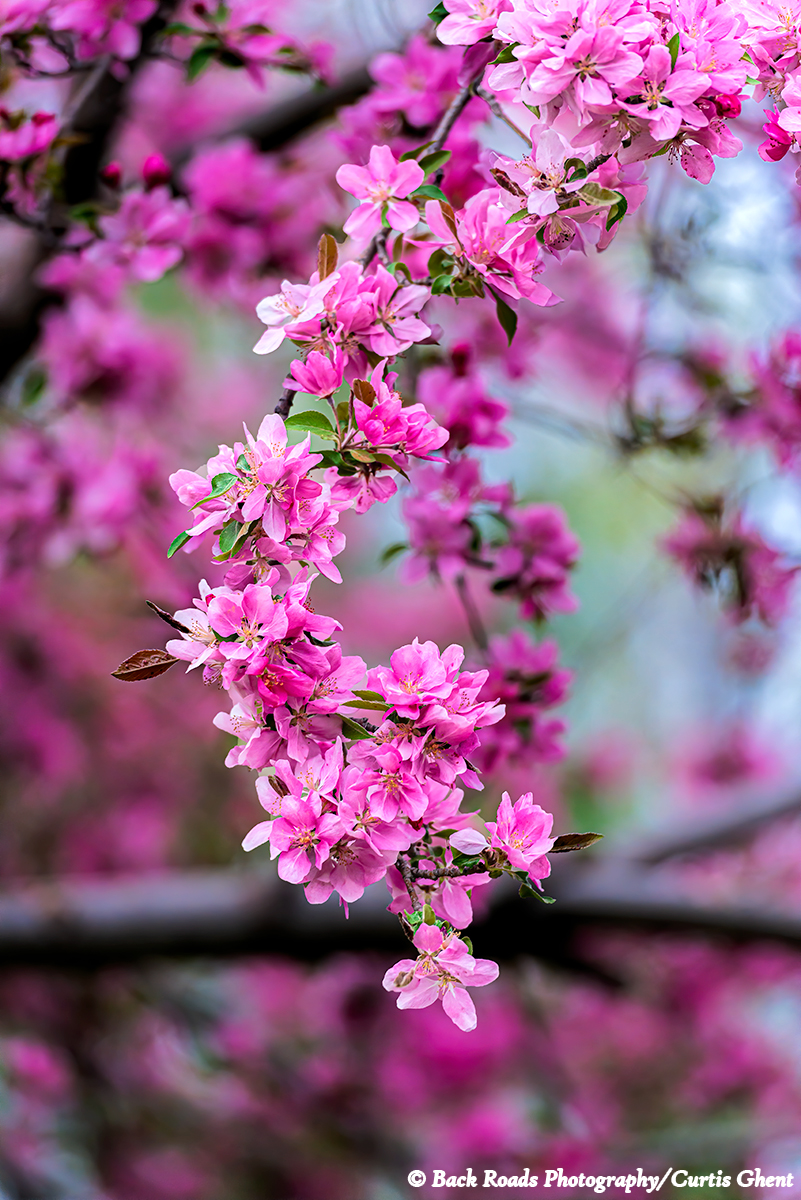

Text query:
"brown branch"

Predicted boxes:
[[627, 784, 801, 865], [0, 860, 798, 971]]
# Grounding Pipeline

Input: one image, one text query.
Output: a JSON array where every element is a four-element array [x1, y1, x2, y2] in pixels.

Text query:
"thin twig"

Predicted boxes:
[[398, 857, 422, 912], [475, 85, 531, 145], [455, 573, 490, 654]]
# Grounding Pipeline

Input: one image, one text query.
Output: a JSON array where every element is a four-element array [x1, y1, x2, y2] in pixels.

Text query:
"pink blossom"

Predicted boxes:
[[88, 186, 191, 283], [49, 0, 157, 59], [383, 922, 499, 1031], [0, 110, 58, 161], [437, 0, 511, 45], [484, 790, 555, 880], [286, 347, 346, 398], [336, 145, 424, 244], [492, 504, 580, 620], [368, 638, 464, 719]]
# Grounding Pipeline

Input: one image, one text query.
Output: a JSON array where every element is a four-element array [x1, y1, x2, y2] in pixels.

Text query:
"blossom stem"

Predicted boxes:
[[455, 573, 489, 655], [429, 69, 485, 177], [413, 863, 488, 879], [398, 856, 423, 912], [475, 86, 532, 145]]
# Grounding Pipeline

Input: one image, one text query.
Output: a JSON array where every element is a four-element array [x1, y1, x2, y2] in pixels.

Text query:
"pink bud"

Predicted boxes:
[[142, 152, 171, 189], [714, 93, 742, 119], [101, 160, 122, 188]]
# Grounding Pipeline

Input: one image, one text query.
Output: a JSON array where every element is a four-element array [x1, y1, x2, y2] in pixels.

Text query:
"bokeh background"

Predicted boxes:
[[4, 0, 801, 1196]]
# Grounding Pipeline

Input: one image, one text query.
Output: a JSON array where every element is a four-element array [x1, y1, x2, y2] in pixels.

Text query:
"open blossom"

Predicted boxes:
[[0, 110, 58, 161], [492, 504, 580, 620], [383, 922, 499, 1032], [336, 144, 424, 244], [368, 639, 464, 719], [416, 346, 510, 450], [437, 0, 511, 44], [663, 509, 799, 626], [485, 791, 555, 881], [87, 187, 191, 282], [253, 280, 326, 355], [50, 0, 157, 59]]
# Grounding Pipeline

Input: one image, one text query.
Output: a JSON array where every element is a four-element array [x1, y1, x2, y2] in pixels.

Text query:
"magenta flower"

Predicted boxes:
[[336, 145, 424, 244], [368, 638, 464, 719], [484, 791, 555, 881], [286, 346, 346, 398], [88, 186, 191, 283], [0, 110, 58, 161], [50, 0, 157, 59], [383, 923, 499, 1032], [622, 46, 708, 141], [257, 793, 342, 883], [437, 0, 511, 45]]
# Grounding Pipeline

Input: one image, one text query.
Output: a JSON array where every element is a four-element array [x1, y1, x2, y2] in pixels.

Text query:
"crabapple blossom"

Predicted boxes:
[[383, 922, 499, 1032], [485, 791, 555, 882], [336, 144, 424, 243]]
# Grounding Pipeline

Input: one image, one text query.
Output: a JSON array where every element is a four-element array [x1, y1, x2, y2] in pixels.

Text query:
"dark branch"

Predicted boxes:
[[628, 784, 801, 864], [0, 861, 800, 972]]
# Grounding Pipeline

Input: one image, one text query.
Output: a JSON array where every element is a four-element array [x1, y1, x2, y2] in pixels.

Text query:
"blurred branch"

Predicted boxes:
[[627, 784, 801, 864], [1, 862, 801, 971], [0, 2, 182, 385]]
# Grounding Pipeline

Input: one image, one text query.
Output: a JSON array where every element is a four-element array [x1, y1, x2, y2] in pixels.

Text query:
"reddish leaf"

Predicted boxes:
[[317, 233, 338, 280], [112, 649, 180, 681], [551, 832, 604, 853]]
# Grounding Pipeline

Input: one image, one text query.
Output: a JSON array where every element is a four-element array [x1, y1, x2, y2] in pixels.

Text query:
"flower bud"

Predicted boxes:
[[142, 152, 171, 190], [100, 160, 122, 188]]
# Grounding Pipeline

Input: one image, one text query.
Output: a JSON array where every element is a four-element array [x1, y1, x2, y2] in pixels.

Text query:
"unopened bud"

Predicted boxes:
[[714, 92, 742, 119], [450, 342, 471, 377], [142, 152, 171, 189], [100, 160, 122, 188]]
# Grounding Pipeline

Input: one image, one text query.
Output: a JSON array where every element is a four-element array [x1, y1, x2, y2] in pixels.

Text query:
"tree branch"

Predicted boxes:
[[0, 859, 799, 971]]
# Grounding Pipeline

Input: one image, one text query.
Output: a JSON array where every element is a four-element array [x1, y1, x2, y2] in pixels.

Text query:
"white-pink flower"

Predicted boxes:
[[383, 922, 499, 1031]]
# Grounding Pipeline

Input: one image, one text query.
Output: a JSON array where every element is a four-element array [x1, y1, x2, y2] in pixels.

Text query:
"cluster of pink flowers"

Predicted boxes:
[[664, 507, 799, 626], [159, 360, 579, 1025]]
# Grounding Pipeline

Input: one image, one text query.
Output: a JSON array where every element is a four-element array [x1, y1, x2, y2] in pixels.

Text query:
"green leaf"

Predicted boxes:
[[462, 936, 473, 954], [492, 290, 518, 346], [217, 519, 243, 557], [353, 689, 386, 703], [492, 43, 518, 64], [419, 149, 451, 177], [342, 699, 390, 712], [380, 541, 407, 567], [423, 903, 437, 925], [21, 366, 46, 407], [413, 183, 449, 203], [167, 530, 191, 558], [399, 141, 433, 162], [340, 714, 373, 741], [427, 1, 448, 22], [163, 21, 199, 35], [186, 43, 217, 80], [236, 453, 250, 471], [519, 882, 556, 902], [192, 472, 237, 508], [578, 182, 621, 206], [431, 272, 454, 296], [505, 207, 531, 224], [667, 30, 680, 68], [373, 453, 409, 480], [606, 192, 628, 231], [427, 248, 452, 276], [284, 410, 336, 437]]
